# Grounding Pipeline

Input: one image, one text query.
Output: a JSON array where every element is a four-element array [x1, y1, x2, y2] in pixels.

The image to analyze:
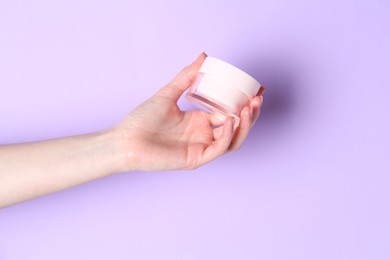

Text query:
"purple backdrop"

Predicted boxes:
[[1, 0, 389, 259]]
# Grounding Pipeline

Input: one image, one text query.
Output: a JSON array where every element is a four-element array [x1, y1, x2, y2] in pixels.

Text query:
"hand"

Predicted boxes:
[[114, 53, 264, 171]]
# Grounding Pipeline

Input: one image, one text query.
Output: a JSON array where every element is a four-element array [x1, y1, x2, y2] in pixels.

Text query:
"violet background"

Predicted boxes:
[[0, 0, 389, 259]]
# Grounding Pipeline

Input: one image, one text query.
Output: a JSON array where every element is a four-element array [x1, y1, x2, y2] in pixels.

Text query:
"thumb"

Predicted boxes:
[[158, 52, 207, 102]]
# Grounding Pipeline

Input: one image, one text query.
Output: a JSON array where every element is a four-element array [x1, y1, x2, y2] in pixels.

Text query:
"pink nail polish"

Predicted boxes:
[[186, 57, 261, 126]]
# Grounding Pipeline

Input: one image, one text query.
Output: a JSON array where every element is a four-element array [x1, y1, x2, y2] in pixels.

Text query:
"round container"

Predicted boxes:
[[186, 57, 261, 124]]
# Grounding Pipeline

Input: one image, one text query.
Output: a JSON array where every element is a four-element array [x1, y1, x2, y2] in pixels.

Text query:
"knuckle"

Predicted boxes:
[[186, 163, 199, 171], [185, 156, 200, 170]]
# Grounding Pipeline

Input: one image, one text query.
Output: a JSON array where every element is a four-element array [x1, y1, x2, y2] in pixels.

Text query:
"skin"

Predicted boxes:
[[0, 53, 264, 208]]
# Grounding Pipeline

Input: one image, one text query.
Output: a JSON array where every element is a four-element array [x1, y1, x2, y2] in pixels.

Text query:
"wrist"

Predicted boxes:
[[94, 128, 130, 174], [104, 125, 140, 173]]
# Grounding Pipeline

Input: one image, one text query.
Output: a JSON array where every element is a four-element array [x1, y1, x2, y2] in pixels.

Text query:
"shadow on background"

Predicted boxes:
[[234, 52, 303, 153]]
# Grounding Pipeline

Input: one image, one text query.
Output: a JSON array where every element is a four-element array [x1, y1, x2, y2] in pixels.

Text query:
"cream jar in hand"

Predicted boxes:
[[186, 57, 261, 125]]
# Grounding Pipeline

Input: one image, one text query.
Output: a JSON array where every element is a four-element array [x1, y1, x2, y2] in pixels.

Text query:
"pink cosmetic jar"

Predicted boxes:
[[186, 57, 261, 124]]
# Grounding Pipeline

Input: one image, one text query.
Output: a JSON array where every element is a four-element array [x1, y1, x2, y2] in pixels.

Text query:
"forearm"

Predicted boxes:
[[0, 129, 127, 208]]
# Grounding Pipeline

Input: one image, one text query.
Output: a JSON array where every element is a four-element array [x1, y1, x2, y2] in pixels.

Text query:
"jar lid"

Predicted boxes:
[[198, 57, 261, 97]]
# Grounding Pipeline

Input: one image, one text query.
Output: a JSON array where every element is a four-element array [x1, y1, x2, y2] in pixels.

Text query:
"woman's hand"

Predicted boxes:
[[114, 53, 264, 171]]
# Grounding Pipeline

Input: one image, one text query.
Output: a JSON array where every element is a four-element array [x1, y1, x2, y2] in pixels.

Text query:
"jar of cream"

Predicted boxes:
[[186, 57, 261, 125]]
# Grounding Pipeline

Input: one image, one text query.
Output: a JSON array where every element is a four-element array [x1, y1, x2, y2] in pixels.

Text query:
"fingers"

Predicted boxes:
[[192, 91, 263, 168], [228, 106, 252, 151], [229, 94, 264, 150], [251, 95, 263, 127], [157, 52, 207, 102], [201, 117, 234, 165]]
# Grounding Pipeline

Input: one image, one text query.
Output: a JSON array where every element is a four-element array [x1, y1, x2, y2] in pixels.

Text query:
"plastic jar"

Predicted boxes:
[[186, 57, 261, 124]]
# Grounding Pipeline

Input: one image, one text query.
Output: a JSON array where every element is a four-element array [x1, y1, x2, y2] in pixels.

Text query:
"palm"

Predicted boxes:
[[121, 96, 218, 170]]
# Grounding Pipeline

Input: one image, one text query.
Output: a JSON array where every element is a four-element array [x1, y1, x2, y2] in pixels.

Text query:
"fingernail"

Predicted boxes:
[[259, 96, 264, 106], [198, 52, 207, 58], [257, 86, 265, 96], [233, 117, 240, 129]]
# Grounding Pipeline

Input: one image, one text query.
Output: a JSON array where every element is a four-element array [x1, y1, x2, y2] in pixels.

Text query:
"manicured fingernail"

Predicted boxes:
[[198, 52, 207, 58], [232, 117, 240, 129], [257, 86, 265, 96], [259, 96, 264, 106]]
